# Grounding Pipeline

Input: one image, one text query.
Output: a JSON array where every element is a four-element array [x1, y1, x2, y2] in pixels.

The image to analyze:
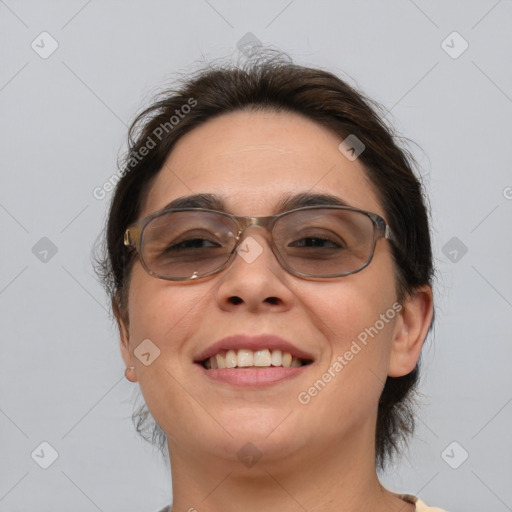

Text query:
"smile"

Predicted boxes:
[[201, 348, 313, 369]]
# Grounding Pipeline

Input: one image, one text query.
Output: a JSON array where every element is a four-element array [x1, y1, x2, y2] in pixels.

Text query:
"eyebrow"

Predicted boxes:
[[276, 192, 350, 212], [161, 193, 225, 211], [159, 192, 351, 214]]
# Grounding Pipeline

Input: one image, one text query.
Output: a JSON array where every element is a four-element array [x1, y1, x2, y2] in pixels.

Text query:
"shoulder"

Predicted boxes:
[[415, 498, 449, 512], [398, 493, 449, 512]]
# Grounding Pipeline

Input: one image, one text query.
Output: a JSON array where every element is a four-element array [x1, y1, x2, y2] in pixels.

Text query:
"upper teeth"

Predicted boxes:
[[204, 349, 303, 369]]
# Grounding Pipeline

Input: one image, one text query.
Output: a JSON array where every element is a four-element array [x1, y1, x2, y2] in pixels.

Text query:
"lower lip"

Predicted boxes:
[[196, 364, 310, 386]]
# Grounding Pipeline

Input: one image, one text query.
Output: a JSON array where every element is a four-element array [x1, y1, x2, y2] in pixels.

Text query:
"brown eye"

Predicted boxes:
[[165, 238, 221, 251], [288, 237, 345, 249]]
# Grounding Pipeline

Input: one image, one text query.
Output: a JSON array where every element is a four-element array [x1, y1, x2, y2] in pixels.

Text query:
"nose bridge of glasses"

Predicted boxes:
[[233, 214, 276, 239]]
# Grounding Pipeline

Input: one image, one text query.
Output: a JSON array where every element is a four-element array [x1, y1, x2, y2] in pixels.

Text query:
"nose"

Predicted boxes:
[[214, 229, 295, 313]]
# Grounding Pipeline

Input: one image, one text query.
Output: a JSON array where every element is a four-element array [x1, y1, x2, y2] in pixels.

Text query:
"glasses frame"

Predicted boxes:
[[124, 205, 395, 281]]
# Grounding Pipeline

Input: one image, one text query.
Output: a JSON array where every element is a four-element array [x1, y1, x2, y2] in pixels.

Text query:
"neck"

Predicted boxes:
[[166, 423, 413, 512]]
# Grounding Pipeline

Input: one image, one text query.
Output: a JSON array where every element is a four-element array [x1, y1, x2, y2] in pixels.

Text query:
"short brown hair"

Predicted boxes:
[[94, 52, 434, 469]]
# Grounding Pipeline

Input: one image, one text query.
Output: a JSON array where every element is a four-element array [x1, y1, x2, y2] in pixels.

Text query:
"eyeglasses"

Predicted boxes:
[[124, 205, 394, 281]]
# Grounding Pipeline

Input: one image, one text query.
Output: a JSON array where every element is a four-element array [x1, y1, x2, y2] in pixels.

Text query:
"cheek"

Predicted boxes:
[[127, 266, 201, 344], [125, 269, 211, 430], [308, 273, 397, 346], [304, 272, 398, 397], [297, 286, 398, 437]]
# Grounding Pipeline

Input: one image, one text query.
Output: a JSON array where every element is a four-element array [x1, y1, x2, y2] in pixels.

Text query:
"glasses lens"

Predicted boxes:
[[273, 208, 376, 276], [141, 211, 237, 279]]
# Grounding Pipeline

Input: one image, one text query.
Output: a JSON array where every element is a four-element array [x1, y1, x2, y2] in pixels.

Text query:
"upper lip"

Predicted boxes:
[[194, 334, 315, 363]]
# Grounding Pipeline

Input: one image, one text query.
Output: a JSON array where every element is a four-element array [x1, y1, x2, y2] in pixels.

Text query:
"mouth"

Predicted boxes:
[[193, 334, 315, 386], [199, 348, 314, 370]]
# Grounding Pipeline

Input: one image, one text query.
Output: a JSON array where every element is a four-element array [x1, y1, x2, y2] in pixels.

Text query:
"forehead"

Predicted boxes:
[[140, 110, 383, 219]]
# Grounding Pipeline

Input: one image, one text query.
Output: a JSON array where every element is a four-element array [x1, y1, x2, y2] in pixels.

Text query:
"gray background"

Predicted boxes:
[[1, 1, 511, 511]]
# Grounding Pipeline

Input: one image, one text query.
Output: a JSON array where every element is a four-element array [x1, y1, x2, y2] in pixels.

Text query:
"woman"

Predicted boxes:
[[96, 53, 446, 511]]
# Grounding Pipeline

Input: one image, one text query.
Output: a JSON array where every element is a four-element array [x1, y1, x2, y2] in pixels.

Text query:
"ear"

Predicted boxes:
[[113, 297, 137, 382], [388, 285, 433, 377]]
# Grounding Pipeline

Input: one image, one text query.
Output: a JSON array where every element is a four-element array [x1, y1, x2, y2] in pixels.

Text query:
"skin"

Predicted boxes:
[[117, 110, 433, 512]]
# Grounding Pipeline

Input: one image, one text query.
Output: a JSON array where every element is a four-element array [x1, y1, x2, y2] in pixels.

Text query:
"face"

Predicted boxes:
[[119, 110, 416, 470]]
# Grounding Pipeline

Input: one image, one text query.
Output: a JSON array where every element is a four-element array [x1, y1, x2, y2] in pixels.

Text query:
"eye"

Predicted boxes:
[[289, 237, 343, 248], [165, 237, 221, 251]]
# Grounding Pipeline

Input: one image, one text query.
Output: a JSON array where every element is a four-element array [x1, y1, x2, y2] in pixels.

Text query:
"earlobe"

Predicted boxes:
[[388, 285, 434, 377]]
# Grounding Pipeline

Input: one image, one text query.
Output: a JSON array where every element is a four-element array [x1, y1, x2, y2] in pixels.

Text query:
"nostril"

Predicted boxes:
[[265, 297, 280, 305], [229, 296, 243, 305]]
